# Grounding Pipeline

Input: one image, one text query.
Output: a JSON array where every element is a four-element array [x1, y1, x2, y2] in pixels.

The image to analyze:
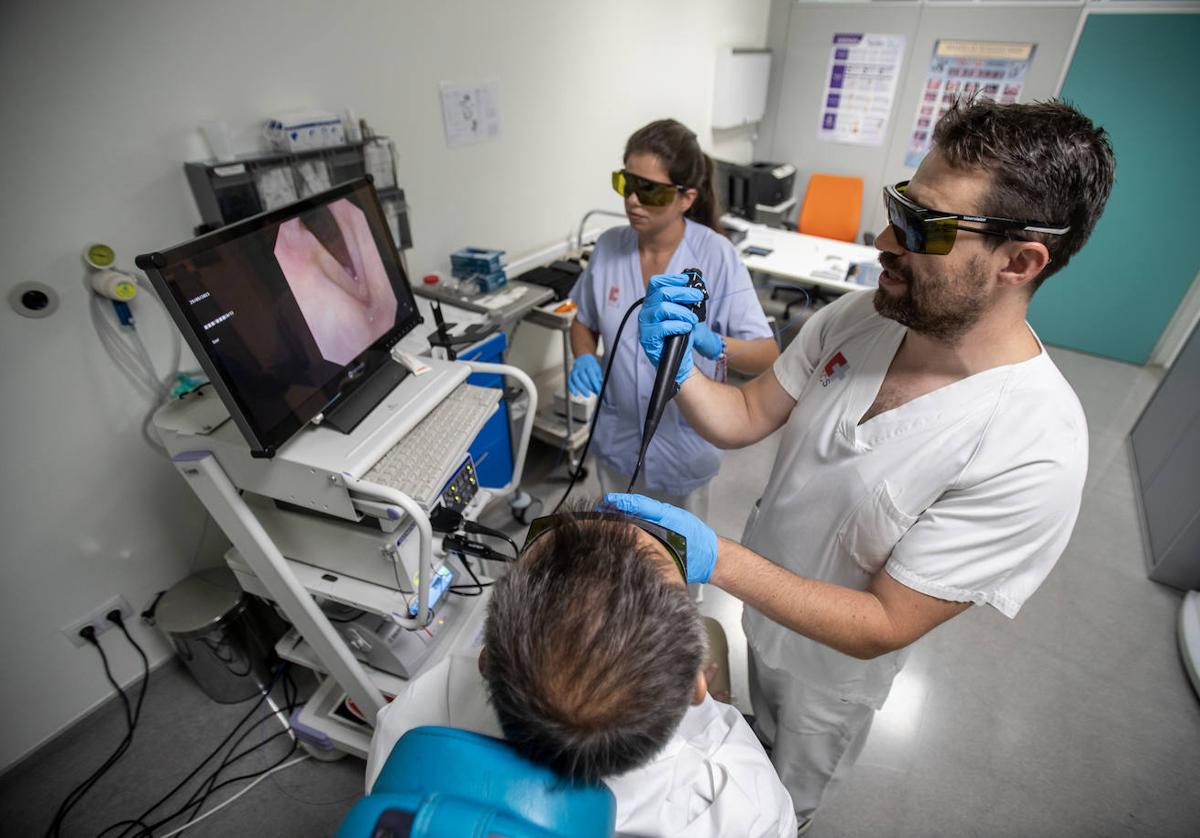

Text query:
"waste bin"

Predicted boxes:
[[155, 568, 278, 703]]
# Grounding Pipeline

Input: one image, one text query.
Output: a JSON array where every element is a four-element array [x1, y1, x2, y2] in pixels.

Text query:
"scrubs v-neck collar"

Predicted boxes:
[[842, 320, 1047, 451]]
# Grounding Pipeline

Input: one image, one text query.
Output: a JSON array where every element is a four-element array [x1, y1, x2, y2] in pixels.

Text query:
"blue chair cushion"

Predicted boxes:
[[337, 726, 616, 838]]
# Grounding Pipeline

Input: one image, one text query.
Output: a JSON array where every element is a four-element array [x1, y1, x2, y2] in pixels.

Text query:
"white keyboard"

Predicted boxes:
[[364, 383, 500, 507]]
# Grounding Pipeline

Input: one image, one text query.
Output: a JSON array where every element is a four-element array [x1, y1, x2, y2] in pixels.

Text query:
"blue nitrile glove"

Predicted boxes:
[[639, 273, 705, 386], [568, 353, 603, 397], [691, 322, 724, 360], [602, 493, 718, 584]]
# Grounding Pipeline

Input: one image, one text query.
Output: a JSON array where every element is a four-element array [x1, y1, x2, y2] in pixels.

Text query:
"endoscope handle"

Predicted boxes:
[[630, 268, 709, 491], [653, 268, 709, 396], [680, 267, 708, 326]]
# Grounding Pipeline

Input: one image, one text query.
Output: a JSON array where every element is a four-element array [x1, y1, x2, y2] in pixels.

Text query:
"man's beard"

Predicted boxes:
[[873, 252, 991, 344]]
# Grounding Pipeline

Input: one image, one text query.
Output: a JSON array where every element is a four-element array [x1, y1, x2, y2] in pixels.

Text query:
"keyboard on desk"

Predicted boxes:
[[364, 383, 500, 508]]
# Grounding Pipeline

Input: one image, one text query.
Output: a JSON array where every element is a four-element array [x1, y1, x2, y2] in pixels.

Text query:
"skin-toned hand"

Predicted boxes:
[[274, 199, 398, 365]]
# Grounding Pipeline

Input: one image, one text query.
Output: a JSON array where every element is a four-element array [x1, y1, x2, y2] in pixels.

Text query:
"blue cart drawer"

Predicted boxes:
[[460, 333, 514, 488]]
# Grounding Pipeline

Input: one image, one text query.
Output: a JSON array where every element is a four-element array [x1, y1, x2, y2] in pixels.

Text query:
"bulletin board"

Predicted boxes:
[[757, 2, 1080, 239]]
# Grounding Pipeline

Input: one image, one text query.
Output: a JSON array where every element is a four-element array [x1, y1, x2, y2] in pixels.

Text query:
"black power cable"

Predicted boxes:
[[163, 666, 300, 832], [134, 669, 301, 837], [45, 618, 150, 838], [96, 664, 291, 838], [553, 297, 644, 514], [110, 612, 150, 728]]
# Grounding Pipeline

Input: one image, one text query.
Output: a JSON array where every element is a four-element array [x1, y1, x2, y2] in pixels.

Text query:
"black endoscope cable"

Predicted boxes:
[[431, 506, 520, 562], [553, 296, 645, 514]]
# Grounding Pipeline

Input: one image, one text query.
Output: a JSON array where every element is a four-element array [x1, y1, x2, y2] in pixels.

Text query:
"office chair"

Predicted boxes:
[[336, 726, 617, 838], [795, 173, 863, 243]]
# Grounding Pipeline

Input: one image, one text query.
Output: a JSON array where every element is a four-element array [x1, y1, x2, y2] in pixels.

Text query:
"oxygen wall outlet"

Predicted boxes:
[[62, 595, 135, 647]]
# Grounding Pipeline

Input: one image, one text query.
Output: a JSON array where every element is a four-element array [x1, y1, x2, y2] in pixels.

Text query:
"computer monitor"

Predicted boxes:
[[137, 178, 422, 456]]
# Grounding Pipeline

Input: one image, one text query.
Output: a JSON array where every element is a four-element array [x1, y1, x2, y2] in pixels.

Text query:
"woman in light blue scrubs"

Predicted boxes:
[[568, 119, 779, 517]]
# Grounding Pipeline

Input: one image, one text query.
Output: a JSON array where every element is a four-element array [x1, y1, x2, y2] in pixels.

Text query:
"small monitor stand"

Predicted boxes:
[[320, 358, 410, 435]]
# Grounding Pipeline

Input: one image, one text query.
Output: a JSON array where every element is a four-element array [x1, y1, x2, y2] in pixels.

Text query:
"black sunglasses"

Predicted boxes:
[[884, 180, 1070, 256], [522, 512, 688, 583], [612, 170, 686, 208]]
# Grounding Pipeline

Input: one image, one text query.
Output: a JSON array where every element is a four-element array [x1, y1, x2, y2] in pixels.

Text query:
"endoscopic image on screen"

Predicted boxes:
[[273, 198, 399, 366]]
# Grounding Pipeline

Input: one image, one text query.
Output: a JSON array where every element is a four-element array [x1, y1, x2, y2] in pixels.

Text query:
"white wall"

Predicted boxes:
[[0, 0, 770, 770]]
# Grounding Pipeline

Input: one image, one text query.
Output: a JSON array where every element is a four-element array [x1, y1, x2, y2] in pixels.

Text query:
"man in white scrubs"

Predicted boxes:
[[611, 99, 1116, 829], [366, 504, 796, 837]]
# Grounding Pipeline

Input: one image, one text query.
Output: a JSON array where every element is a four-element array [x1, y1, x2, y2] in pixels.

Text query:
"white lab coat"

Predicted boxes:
[[365, 654, 797, 838], [742, 290, 1088, 816]]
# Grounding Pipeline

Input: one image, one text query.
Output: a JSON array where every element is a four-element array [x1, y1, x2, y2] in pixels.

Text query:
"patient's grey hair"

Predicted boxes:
[[482, 501, 707, 784]]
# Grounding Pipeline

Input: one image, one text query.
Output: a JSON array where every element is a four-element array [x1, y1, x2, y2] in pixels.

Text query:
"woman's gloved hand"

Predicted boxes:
[[638, 273, 705, 386], [568, 353, 603, 397], [691, 322, 725, 360], [602, 493, 718, 584]]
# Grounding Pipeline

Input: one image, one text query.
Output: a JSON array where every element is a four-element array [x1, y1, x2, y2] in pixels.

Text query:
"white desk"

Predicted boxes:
[[734, 222, 881, 294]]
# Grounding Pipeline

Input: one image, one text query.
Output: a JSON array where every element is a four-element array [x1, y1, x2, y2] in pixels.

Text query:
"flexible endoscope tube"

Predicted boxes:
[[552, 296, 645, 514]]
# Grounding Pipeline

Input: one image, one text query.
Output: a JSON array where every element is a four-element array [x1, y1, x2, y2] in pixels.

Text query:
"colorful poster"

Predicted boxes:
[[817, 33, 906, 147], [905, 40, 1036, 167]]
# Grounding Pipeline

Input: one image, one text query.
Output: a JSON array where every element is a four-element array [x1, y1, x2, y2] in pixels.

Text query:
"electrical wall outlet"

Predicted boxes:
[[62, 595, 136, 647]]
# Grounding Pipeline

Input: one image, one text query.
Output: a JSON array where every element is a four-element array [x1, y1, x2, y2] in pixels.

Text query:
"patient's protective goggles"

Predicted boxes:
[[883, 180, 1070, 256], [612, 170, 686, 208], [522, 513, 688, 583]]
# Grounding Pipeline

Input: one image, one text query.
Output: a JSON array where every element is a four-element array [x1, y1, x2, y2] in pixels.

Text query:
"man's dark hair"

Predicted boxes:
[[933, 98, 1115, 291], [481, 502, 706, 784]]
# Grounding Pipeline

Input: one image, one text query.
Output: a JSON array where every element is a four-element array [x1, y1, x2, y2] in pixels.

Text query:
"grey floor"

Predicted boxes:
[[5, 346, 1198, 836]]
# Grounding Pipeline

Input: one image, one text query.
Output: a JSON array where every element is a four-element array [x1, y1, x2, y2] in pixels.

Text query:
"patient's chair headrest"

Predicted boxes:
[[336, 726, 616, 838]]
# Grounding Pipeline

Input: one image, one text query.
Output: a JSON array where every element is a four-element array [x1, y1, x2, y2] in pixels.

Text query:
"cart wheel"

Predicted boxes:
[[300, 741, 347, 762], [510, 491, 543, 525]]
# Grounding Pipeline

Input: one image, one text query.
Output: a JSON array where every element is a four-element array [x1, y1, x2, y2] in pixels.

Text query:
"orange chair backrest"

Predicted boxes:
[[797, 173, 863, 242]]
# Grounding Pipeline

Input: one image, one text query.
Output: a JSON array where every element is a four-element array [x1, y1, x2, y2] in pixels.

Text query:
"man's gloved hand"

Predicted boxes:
[[602, 493, 718, 584], [639, 273, 705, 386], [568, 353, 603, 397], [691, 322, 724, 360]]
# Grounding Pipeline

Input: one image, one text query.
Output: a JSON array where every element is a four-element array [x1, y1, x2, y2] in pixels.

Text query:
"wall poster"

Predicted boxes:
[[904, 40, 1036, 167], [439, 80, 502, 149], [817, 33, 906, 147]]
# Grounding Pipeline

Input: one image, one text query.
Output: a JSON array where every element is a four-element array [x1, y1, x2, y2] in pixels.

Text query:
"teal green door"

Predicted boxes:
[[1029, 14, 1200, 364]]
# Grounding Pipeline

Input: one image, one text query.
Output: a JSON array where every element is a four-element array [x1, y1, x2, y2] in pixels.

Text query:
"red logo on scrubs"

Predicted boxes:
[[608, 285, 620, 306], [820, 351, 848, 387]]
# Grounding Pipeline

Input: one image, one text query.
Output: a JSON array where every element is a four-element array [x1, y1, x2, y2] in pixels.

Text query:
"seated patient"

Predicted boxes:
[[365, 503, 796, 837]]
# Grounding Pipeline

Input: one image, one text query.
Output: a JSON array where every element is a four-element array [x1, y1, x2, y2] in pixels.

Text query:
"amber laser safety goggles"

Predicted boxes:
[[884, 180, 1070, 256], [612, 170, 687, 207], [522, 512, 689, 583]]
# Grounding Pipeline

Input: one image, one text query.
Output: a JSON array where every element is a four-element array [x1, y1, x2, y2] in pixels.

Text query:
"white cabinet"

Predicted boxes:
[[712, 48, 772, 129]]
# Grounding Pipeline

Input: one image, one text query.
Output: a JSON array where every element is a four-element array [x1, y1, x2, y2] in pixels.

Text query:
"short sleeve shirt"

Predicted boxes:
[[742, 290, 1088, 706], [570, 220, 773, 494]]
